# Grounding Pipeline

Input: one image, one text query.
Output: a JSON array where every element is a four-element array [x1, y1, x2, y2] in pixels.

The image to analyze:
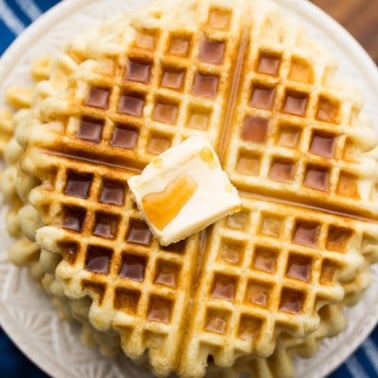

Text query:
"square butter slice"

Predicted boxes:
[[128, 136, 241, 246]]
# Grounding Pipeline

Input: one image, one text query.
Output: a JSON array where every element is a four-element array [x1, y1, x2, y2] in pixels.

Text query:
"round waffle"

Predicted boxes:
[[1, 52, 377, 378], [3, 0, 378, 376]]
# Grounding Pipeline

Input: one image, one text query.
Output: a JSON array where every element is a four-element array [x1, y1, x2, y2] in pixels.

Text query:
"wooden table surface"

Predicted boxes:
[[311, 0, 378, 65]]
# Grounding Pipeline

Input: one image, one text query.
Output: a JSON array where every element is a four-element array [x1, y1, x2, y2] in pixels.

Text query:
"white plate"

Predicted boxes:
[[0, 0, 377, 377]]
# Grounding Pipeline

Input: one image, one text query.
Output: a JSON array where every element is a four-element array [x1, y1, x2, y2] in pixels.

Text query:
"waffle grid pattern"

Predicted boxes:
[[3, 80, 374, 378], [27, 145, 378, 375], [50, 5, 246, 171], [2, 37, 378, 378], [28, 152, 202, 373], [183, 197, 378, 369], [16, 0, 378, 376], [224, 20, 378, 217]]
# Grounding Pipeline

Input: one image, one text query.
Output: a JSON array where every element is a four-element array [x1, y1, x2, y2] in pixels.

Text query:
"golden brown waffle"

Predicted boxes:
[[22, 152, 378, 377], [207, 303, 347, 378], [208, 252, 373, 378], [223, 33, 378, 218], [2, 166, 372, 378], [1, 85, 124, 357], [1, 66, 373, 378], [7, 0, 378, 376]]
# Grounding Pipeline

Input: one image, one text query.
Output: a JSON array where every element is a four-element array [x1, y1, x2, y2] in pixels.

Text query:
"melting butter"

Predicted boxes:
[[142, 174, 198, 230], [127, 136, 241, 246]]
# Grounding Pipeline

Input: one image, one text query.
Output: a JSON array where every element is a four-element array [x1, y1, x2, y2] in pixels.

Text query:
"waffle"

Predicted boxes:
[[5, 0, 378, 376], [206, 303, 347, 378], [2, 157, 373, 378], [1, 77, 124, 356], [2, 76, 377, 378], [224, 262, 373, 378]]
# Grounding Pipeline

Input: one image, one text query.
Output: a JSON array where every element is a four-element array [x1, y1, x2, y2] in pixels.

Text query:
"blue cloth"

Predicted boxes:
[[0, 1, 377, 377]]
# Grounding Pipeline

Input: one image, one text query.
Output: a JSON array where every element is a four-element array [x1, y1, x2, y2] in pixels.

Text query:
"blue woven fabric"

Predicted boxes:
[[0, 1, 377, 377]]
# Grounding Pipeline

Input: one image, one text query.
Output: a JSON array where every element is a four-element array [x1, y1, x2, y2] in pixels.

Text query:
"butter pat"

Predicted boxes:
[[128, 136, 241, 246]]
